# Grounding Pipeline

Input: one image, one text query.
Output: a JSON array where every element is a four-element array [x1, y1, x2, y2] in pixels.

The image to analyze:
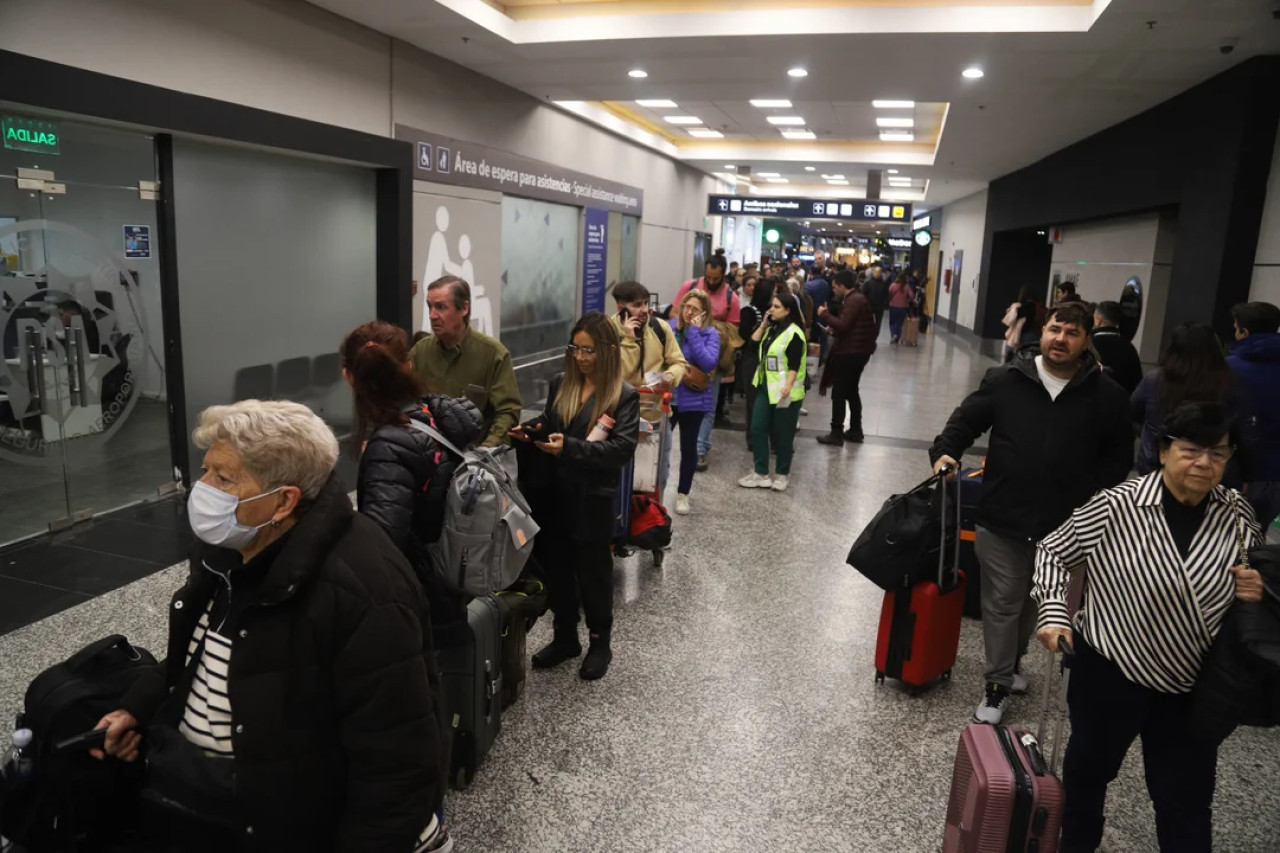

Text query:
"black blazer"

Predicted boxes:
[[533, 373, 640, 542]]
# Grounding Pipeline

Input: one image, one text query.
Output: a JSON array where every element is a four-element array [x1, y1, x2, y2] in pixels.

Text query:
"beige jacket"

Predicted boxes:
[[609, 314, 688, 388]]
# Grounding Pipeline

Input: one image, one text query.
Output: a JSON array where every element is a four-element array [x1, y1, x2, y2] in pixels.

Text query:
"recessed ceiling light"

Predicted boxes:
[[635, 99, 678, 108], [876, 117, 914, 128], [880, 131, 915, 141], [767, 116, 806, 126], [629, 69, 649, 79], [757, 172, 781, 177], [873, 100, 916, 109], [750, 99, 793, 108], [820, 174, 845, 180], [688, 129, 723, 138], [781, 130, 817, 140], [788, 67, 808, 78], [765, 178, 789, 183], [804, 166, 816, 172], [962, 67, 985, 79], [665, 116, 703, 125], [724, 164, 736, 169], [828, 180, 850, 186], [887, 169, 900, 174]]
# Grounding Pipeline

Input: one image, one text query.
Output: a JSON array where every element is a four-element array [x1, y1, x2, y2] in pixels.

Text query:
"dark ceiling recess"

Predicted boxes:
[[974, 56, 1280, 346]]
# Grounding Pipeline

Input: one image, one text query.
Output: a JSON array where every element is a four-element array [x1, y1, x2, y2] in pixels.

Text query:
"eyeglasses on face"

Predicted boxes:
[[1167, 437, 1235, 465], [566, 344, 598, 357]]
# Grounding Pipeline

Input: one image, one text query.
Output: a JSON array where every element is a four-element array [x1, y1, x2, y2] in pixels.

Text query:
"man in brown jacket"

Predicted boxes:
[[816, 270, 877, 445]]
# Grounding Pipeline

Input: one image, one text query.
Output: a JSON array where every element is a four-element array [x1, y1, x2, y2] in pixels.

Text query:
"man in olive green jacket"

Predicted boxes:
[[410, 276, 522, 447]]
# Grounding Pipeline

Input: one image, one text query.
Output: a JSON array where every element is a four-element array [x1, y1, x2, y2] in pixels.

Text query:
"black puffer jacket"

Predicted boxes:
[[930, 346, 1134, 541], [1191, 546, 1280, 746], [528, 374, 640, 543], [121, 474, 441, 852], [357, 395, 485, 552]]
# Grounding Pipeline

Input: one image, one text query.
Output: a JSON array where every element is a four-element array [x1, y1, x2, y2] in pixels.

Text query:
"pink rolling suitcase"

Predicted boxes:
[[942, 638, 1074, 852]]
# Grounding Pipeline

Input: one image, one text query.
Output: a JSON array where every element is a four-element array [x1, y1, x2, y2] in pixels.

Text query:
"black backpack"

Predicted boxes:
[[1, 635, 157, 851]]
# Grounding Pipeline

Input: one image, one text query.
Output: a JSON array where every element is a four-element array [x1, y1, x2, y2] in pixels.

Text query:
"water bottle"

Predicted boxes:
[[2, 728, 34, 783]]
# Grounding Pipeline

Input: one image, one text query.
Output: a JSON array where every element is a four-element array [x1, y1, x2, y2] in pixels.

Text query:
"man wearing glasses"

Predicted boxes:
[[930, 301, 1134, 724]]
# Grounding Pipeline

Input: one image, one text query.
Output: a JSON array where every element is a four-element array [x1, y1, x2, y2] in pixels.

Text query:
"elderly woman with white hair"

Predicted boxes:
[[90, 400, 449, 853]]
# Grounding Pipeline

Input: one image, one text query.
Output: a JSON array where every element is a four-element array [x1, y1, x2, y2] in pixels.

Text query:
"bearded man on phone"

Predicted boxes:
[[928, 301, 1133, 725]]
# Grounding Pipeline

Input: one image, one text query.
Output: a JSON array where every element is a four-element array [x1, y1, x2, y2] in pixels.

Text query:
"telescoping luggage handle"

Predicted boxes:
[[935, 464, 959, 590], [1025, 635, 1076, 776]]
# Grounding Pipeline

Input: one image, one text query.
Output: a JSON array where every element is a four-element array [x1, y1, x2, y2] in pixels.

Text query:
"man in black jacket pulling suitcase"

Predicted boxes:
[[929, 302, 1133, 724]]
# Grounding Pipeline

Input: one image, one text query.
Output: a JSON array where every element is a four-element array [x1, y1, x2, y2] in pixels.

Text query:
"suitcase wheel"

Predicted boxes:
[[875, 671, 885, 686], [454, 766, 470, 790], [652, 549, 665, 567], [941, 669, 952, 682]]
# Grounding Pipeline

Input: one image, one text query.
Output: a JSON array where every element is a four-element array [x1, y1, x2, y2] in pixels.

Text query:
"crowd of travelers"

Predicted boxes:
[[21, 247, 1275, 853]]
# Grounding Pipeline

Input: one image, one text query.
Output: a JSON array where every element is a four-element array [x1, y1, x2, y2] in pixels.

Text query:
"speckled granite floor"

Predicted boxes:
[[2, 330, 1277, 852]]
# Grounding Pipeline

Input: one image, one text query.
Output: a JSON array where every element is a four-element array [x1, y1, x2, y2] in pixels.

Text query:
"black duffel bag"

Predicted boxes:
[[847, 471, 955, 591], [2, 634, 156, 851]]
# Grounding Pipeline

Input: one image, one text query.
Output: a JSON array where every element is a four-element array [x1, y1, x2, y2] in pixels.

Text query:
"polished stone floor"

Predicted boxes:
[[1, 328, 1277, 852]]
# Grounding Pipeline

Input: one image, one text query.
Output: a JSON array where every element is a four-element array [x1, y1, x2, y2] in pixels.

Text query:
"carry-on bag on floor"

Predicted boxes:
[[943, 638, 1074, 853], [495, 572, 548, 711], [874, 467, 966, 692], [435, 594, 502, 790]]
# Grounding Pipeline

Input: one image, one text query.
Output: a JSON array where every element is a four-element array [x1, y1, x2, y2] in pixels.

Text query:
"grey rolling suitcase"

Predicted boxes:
[[436, 593, 503, 789]]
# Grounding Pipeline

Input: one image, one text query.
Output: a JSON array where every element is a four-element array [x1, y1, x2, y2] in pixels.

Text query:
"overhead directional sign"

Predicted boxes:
[[708, 194, 911, 222]]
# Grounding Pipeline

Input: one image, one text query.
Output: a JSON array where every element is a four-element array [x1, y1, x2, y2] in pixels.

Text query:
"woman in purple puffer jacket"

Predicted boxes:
[[669, 289, 722, 516]]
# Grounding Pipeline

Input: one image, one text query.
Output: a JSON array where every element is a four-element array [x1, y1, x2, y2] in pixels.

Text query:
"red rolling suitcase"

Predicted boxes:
[[874, 468, 966, 693], [942, 638, 1075, 853]]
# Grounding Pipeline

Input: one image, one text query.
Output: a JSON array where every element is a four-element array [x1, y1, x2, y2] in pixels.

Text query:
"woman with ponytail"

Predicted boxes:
[[340, 320, 483, 607]]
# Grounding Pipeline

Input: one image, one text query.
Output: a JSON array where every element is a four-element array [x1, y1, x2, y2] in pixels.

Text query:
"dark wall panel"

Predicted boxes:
[[976, 57, 1280, 344]]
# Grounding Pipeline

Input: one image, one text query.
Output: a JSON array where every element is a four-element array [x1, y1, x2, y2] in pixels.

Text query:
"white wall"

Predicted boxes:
[[2, 0, 723, 299], [937, 190, 988, 331], [1250, 114, 1280, 307], [1047, 213, 1171, 362]]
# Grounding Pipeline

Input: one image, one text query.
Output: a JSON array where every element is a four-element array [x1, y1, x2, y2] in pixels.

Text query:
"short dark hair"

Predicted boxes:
[[427, 275, 470, 313], [834, 270, 856, 290], [1094, 301, 1123, 327], [612, 280, 650, 304], [1158, 402, 1237, 453], [1056, 280, 1077, 295], [1231, 301, 1280, 335], [706, 255, 728, 273], [730, 261, 740, 268], [1046, 301, 1093, 335]]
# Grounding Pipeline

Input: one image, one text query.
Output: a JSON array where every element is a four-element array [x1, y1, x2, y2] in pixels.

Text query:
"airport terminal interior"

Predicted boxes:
[[3, 0, 1280, 850]]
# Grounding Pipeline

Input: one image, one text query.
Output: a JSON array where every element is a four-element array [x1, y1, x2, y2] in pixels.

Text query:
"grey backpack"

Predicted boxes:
[[407, 420, 539, 597]]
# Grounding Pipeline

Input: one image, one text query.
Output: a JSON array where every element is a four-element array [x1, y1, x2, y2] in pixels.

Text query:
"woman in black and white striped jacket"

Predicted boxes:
[[1032, 402, 1265, 853]]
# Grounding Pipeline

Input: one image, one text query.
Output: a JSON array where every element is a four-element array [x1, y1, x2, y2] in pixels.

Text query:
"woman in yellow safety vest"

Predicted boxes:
[[738, 290, 807, 493]]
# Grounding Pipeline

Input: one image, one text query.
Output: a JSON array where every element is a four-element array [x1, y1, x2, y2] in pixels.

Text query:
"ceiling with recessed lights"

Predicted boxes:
[[306, 0, 1280, 208]]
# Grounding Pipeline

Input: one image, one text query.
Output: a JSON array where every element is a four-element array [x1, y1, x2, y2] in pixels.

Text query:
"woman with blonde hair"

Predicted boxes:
[[511, 312, 639, 680], [668, 289, 722, 515]]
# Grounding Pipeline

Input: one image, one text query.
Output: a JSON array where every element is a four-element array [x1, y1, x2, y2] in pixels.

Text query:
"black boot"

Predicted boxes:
[[579, 634, 612, 681], [532, 629, 582, 669], [843, 429, 865, 443], [816, 431, 844, 446]]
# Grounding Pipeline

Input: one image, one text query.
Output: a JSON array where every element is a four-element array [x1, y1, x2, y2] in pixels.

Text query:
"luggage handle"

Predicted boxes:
[[1035, 635, 1075, 775], [936, 464, 958, 590], [63, 634, 142, 671]]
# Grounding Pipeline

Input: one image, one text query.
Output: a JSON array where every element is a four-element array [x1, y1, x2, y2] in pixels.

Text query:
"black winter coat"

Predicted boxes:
[[121, 474, 442, 852], [525, 374, 640, 543], [929, 346, 1134, 541], [1191, 546, 1280, 746]]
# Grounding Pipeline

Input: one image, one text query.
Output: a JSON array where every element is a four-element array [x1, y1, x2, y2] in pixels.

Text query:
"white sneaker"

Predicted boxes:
[[737, 472, 772, 489], [675, 494, 690, 515], [1011, 672, 1029, 695], [973, 682, 1011, 725], [771, 475, 789, 492]]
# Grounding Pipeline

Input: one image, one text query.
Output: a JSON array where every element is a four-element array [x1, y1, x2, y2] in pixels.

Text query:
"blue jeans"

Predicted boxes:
[[888, 307, 908, 340], [697, 376, 720, 456]]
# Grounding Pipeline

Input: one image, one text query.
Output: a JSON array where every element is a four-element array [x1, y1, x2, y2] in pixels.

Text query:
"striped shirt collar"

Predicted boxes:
[[1131, 470, 1232, 509]]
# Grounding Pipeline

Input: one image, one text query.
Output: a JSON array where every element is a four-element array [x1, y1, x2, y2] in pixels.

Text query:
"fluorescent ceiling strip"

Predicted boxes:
[[636, 99, 678, 108], [876, 117, 915, 128], [750, 99, 792, 108], [781, 130, 817, 140], [665, 116, 703, 125], [767, 116, 806, 126], [688, 129, 723, 138], [872, 100, 916, 109]]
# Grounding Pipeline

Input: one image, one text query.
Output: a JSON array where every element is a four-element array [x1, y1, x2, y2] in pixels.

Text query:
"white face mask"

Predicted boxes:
[[187, 481, 285, 550]]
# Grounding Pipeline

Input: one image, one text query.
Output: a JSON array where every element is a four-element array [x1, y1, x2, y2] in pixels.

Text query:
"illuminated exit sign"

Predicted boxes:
[[3, 116, 61, 156]]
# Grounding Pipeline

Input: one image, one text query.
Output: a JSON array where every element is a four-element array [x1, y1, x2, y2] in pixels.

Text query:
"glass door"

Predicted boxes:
[[0, 110, 175, 545]]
